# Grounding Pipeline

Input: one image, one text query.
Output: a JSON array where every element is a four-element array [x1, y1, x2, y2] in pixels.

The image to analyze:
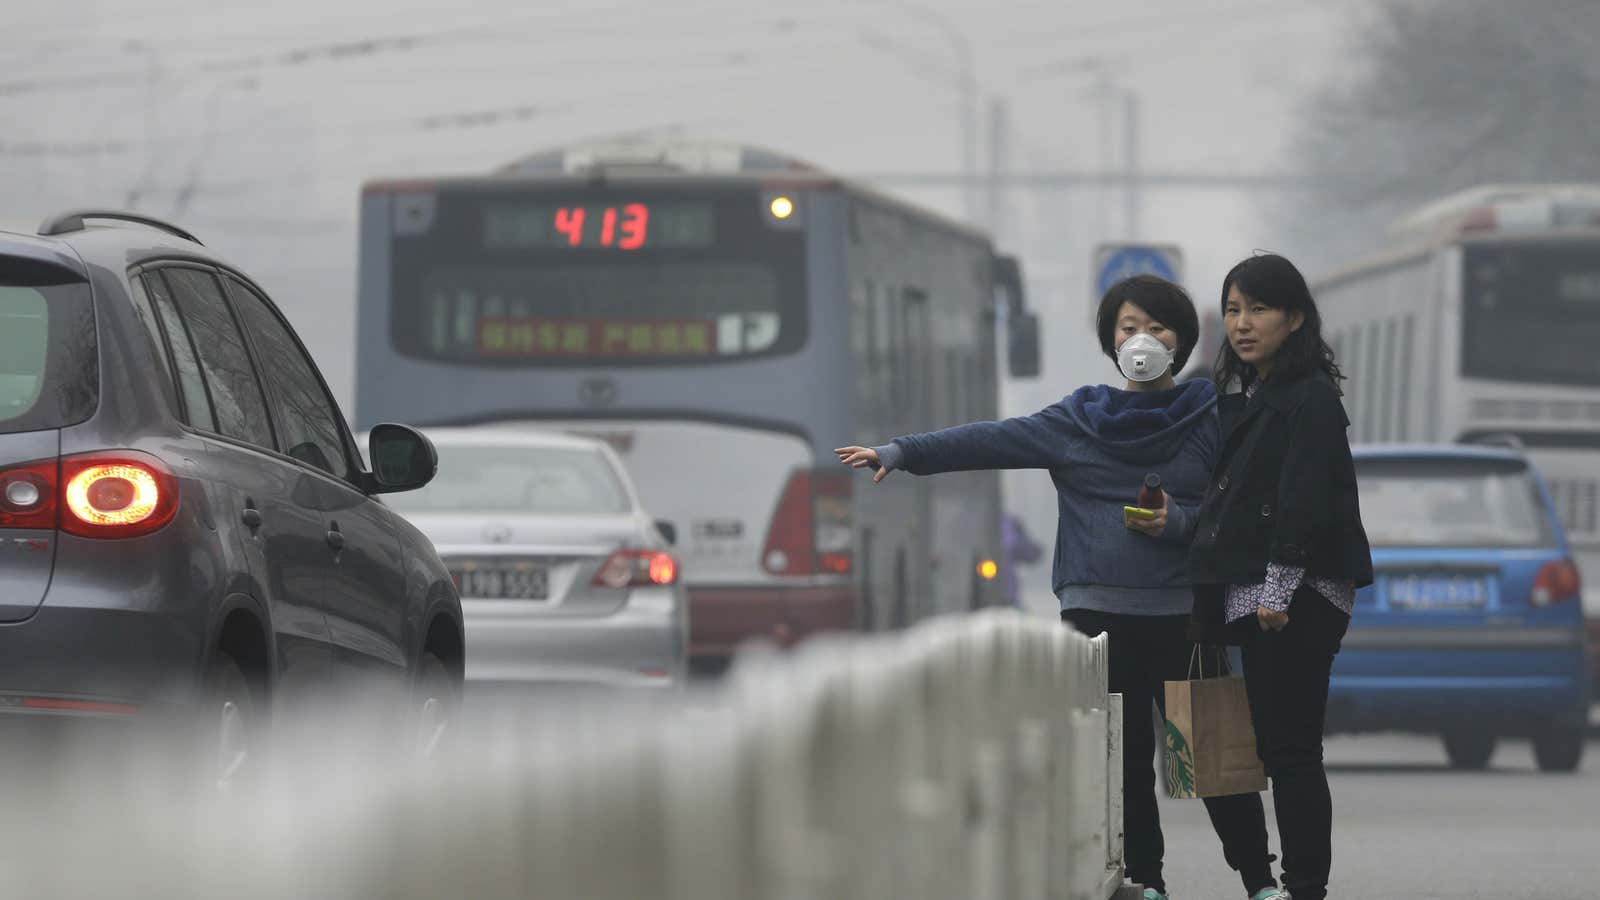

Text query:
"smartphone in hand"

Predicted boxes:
[[1123, 505, 1158, 527]]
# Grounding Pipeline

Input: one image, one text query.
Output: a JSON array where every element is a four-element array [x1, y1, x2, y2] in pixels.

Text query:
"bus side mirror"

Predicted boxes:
[[993, 255, 1026, 311], [1008, 311, 1041, 378], [993, 254, 1039, 378]]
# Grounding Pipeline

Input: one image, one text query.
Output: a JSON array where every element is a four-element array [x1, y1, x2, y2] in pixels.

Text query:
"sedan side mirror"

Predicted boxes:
[[655, 519, 678, 546], [367, 424, 438, 494]]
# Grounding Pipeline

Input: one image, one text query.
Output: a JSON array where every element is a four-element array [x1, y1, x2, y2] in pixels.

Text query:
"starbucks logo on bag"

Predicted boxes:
[[1164, 720, 1196, 798]]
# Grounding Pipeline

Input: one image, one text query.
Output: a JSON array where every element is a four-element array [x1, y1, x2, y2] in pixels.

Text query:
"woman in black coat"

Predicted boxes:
[[1187, 254, 1373, 900]]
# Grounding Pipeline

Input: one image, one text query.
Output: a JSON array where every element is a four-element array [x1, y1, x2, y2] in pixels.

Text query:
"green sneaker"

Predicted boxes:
[[1250, 889, 1291, 900], [1143, 890, 1171, 900]]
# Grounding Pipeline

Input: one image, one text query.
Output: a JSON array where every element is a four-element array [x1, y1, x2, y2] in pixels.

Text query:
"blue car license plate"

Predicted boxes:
[[1387, 574, 1488, 610]]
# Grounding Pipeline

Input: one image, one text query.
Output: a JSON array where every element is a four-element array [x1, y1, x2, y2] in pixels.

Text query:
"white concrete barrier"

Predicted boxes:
[[1, 609, 1127, 899]]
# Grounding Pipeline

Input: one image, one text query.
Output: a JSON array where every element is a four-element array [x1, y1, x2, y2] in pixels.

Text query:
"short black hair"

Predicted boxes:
[[1096, 274, 1200, 374]]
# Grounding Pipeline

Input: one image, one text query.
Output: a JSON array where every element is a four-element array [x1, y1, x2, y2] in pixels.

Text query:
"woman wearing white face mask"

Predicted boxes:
[[837, 276, 1280, 900]]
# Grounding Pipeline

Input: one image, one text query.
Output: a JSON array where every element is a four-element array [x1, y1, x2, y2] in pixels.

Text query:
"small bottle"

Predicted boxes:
[[1137, 473, 1163, 509]]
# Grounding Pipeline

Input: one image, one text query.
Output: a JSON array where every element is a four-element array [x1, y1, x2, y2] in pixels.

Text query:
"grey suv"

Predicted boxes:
[[0, 210, 463, 780]]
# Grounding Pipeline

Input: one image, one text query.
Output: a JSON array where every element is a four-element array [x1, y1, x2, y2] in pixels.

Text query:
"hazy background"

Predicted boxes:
[[14, 0, 1599, 613]]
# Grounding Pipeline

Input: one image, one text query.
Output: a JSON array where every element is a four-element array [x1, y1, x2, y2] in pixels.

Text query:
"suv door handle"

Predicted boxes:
[[241, 499, 262, 531], [326, 524, 345, 553]]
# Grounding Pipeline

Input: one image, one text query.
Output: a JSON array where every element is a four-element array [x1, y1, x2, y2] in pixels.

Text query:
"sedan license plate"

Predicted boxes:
[[456, 565, 550, 601], [1387, 575, 1488, 610]]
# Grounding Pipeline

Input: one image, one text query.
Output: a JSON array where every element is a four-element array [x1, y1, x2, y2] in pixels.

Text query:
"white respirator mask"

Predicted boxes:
[[1116, 333, 1176, 383]]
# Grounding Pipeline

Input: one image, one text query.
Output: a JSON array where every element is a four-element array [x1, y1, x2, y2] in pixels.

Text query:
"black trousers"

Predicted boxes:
[[1234, 586, 1351, 900], [1062, 609, 1276, 896]]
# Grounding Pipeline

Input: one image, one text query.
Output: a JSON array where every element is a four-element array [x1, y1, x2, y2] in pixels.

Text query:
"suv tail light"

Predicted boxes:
[[1533, 558, 1582, 607], [593, 549, 678, 588], [60, 452, 179, 538], [761, 468, 854, 576], [0, 451, 178, 538]]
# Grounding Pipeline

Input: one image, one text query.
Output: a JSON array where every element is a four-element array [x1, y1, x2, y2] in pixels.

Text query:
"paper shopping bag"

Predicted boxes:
[[1163, 651, 1266, 799]]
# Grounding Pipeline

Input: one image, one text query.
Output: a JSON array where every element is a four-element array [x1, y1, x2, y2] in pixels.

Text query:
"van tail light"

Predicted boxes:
[[593, 549, 678, 588], [761, 468, 854, 576], [812, 469, 853, 575], [59, 451, 179, 539], [0, 459, 59, 530], [1533, 558, 1582, 607]]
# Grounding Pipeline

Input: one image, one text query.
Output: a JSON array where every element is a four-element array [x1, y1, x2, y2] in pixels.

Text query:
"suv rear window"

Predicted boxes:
[[0, 257, 97, 435], [1355, 456, 1556, 548]]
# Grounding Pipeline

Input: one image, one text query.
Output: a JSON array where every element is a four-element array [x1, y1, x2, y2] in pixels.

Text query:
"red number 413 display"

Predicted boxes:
[[554, 204, 650, 250]]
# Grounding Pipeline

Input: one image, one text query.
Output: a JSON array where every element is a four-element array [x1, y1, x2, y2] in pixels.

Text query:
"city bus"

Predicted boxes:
[[1312, 184, 1600, 686], [354, 140, 1041, 667]]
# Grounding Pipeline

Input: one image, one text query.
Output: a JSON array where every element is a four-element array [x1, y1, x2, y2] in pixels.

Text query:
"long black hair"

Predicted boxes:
[[1213, 253, 1345, 389]]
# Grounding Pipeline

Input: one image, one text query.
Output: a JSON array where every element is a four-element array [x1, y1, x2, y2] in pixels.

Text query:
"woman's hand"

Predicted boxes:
[[1125, 490, 1168, 537], [1257, 606, 1290, 632], [835, 446, 889, 483]]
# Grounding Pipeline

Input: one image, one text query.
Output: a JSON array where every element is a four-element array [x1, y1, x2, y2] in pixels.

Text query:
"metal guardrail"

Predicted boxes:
[[6, 609, 1128, 899]]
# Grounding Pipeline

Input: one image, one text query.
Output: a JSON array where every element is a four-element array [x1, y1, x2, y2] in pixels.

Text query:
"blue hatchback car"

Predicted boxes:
[[1328, 445, 1590, 772]]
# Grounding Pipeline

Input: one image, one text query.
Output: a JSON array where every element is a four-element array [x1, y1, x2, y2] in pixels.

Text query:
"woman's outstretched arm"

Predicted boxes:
[[836, 402, 1079, 482]]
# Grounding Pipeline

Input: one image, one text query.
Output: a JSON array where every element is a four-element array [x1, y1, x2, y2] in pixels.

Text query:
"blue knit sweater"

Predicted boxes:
[[877, 380, 1219, 615]]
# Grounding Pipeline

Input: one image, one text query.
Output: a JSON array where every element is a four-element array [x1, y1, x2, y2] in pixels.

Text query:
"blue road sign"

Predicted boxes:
[[1094, 243, 1182, 297]]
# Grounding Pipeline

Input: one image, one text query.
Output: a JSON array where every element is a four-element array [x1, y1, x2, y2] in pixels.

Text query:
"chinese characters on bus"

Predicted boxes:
[[478, 319, 717, 357]]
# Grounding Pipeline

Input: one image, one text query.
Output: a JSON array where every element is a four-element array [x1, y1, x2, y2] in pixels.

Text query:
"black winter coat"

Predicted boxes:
[[1187, 370, 1373, 638]]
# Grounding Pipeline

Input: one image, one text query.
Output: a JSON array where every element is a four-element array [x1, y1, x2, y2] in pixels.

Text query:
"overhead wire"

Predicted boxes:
[[0, 3, 884, 97], [78, 55, 959, 200]]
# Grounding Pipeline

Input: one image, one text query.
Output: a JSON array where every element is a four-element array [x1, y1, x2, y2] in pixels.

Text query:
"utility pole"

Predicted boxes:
[[1123, 91, 1140, 240], [861, 1, 979, 223], [986, 96, 1009, 242], [954, 36, 978, 223], [124, 40, 162, 211]]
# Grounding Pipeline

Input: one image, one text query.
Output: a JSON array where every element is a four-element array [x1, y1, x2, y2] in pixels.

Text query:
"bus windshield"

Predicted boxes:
[[1462, 241, 1600, 386], [387, 185, 806, 366]]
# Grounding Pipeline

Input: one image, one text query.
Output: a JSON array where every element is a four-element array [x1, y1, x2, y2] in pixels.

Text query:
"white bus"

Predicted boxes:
[[1313, 184, 1600, 664]]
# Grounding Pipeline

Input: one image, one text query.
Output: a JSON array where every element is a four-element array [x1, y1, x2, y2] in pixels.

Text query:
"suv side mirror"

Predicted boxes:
[[1008, 311, 1041, 378], [655, 519, 678, 546], [367, 424, 438, 493]]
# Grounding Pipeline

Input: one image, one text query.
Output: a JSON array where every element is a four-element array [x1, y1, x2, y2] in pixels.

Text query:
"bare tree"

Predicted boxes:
[[1279, 0, 1600, 272]]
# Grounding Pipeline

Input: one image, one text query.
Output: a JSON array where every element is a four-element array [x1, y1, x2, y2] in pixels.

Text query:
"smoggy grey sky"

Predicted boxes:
[[6, 1, 1374, 337]]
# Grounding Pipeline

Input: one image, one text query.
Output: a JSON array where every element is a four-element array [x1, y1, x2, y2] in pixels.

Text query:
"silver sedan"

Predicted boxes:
[[385, 429, 688, 687]]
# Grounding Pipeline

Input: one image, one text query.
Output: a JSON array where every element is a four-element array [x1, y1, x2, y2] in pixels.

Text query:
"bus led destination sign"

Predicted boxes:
[[483, 202, 715, 250], [478, 317, 718, 358]]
